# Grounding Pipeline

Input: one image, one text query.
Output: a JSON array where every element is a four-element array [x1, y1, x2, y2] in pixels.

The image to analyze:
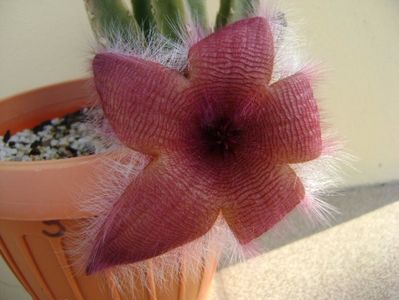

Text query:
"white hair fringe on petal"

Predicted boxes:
[[64, 0, 351, 295]]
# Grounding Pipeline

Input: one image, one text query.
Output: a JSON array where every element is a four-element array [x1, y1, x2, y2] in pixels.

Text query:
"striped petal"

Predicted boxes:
[[256, 72, 322, 163], [221, 154, 304, 243], [86, 153, 220, 274], [188, 17, 274, 89], [93, 53, 190, 154]]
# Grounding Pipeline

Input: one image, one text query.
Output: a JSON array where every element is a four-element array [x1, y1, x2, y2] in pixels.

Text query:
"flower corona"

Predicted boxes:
[[87, 16, 322, 274]]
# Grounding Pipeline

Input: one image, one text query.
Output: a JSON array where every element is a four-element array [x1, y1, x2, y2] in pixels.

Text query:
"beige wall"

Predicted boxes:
[[0, 0, 93, 98], [1, 1, 399, 299], [1, 0, 399, 188]]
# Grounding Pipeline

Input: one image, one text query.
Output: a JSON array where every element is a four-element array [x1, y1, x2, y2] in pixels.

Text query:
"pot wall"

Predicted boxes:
[[0, 79, 95, 221], [0, 80, 216, 300], [0, 219, 216, 300]]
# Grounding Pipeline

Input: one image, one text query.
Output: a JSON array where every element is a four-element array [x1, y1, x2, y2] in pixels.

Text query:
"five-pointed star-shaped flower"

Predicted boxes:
[[86, 17, 322, 274]]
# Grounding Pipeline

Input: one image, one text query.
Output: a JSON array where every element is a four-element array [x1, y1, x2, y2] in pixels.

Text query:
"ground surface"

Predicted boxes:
[[1, 182, 398, 300], [208, 182, 399, 300]]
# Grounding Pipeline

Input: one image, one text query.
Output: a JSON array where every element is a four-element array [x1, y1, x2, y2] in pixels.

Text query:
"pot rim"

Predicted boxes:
[[1, 78, 90, 103], [0, 78, 109, 167], [0, 78, 126, 220], [0, 151, 109, 168]]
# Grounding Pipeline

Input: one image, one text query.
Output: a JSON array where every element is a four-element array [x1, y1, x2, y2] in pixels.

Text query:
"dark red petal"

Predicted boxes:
[[93, 53, 190, 153], [188, 17, 274, 88], [222, 158, 304, 244], [257, 72, 322, 163], [86, 154, 220, 274]]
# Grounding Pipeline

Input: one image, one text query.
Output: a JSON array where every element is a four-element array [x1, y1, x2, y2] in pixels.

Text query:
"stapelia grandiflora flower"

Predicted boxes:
[[86, 16, 322, 274]]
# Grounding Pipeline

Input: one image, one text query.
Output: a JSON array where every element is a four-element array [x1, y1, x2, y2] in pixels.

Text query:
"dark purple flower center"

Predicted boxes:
[[201, 116, 241, 157]]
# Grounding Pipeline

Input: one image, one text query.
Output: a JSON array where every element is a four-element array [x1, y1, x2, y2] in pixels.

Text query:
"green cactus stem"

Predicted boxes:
[[84, 0, 259, 45], [186, 0, 209, 31], [84, 0, 138, 45], [151, 0, 186, 40], [232, 0, 259, 21], [216, 0, 259, 28], [216, 0, 233, 29], [131, 0, 156, 41]]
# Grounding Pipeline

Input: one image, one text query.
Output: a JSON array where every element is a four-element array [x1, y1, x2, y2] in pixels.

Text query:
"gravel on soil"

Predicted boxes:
[[0, 109, 106, 161]]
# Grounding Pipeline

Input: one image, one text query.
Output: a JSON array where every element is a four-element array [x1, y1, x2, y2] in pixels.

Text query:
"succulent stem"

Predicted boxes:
[[84, 0, 138, 45], [232, 0, 259, 21], [131, 0, 156, 41], [151, 0, 186, 40], [84, 0, 259, 44], [186, 0, 209, 31], [216, 0, 259, 28], [216, 0, 233, 29]]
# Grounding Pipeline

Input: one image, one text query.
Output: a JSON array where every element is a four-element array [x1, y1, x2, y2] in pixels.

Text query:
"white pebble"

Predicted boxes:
[[0, 108, 108, 161]]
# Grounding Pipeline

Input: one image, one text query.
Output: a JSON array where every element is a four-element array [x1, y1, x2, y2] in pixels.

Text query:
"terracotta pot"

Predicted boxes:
[[0, 79, 216, 300]]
